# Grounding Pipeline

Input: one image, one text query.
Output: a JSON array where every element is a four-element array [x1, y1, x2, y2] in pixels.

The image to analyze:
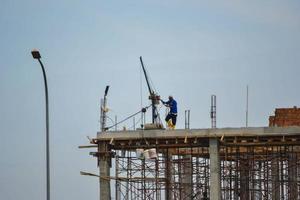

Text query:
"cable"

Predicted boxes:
[[105, 105, 152, 130], [145, 66, 157, 94], [106, 116, 115, 125], [140, 64, 144, 128]]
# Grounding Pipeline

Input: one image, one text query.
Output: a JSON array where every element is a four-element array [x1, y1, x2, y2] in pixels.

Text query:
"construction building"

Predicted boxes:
[[81, 107, 300, 200]]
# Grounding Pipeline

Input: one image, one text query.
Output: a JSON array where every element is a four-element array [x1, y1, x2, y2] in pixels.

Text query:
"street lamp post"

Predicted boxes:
[[31, 49, 50, 200]]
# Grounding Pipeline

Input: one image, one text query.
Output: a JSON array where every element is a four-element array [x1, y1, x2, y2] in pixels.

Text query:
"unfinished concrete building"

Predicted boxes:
[[81, 107, 300, 200]]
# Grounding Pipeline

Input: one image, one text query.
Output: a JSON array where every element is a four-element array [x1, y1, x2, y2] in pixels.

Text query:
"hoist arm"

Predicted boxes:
[[140, 56, 153, 95]]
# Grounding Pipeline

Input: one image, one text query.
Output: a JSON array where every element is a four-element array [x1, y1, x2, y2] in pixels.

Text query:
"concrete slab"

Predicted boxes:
[[96, 126, 300, 141]]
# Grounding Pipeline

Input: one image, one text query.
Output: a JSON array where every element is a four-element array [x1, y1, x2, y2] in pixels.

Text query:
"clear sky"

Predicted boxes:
[[1, 0, 300, 199]]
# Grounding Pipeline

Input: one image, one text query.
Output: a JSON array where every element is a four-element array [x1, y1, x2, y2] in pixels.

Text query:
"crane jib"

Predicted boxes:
[[139, 56, 153, 95], [139, 56, 160, 103], [139, 56, 161, 124]]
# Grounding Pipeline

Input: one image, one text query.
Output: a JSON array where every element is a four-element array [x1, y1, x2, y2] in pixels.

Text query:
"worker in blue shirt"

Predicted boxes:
[[161, 96, 177, 129]]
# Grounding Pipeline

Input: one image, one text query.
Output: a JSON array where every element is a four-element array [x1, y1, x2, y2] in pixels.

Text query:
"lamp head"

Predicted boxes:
[[31, 49, 41, 59]]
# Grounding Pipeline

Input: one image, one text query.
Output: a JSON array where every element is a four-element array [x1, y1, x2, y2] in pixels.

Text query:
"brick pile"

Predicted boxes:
[[269, 106, 300, 127]]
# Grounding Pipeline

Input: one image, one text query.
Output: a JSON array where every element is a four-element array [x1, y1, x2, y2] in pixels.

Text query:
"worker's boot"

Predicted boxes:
[[167, 119, 173, 129], [170, 122, 175, 130]]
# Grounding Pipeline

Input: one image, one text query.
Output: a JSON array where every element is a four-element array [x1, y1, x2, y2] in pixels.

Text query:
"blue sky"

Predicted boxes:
[[1, 1, 300, 199]]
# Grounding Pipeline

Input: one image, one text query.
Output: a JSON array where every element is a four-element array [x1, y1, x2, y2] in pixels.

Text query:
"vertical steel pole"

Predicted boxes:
[[115, 115, 118, 131], [188, 110, 190, 129], [100, 99, 104, 131], [211, 95, 216, 129], [185, 110, 191, 129], [246, 85, 249, 127], [102, 97, 107, 131], [133, 117, 136, 130], [185, 110, 187, 129]]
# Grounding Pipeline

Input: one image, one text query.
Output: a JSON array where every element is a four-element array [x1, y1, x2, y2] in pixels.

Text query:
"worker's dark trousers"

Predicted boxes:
[[165, 113, 177, 125]]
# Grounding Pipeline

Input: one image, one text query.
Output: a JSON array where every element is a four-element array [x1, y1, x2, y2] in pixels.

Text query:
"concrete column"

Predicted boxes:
[[271, 156, 280, 200], [99, 142, 111, 200], [182, 155, 193, 199], [209, 138, 221, 200], [240, 159, 249, 200], [165, 151, 173, 200], [288, 151, 298, 200], [115, 153, 120, 200]]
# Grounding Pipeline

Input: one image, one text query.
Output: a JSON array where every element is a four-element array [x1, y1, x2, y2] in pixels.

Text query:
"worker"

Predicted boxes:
[[161, 95, 177, 129]]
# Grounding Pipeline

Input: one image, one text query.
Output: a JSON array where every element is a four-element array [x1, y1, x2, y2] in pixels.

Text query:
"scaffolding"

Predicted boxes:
[[220, 144, 300, 200], [86, 128, 300, 200], [111, 147, 300, 200], [114, 147, 210, 200]]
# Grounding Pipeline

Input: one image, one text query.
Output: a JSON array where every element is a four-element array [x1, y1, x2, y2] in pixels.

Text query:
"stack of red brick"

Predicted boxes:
[[269, 107, 300, 127]]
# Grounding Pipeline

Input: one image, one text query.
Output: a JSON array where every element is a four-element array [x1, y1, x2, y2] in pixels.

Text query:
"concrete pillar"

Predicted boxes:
[[288, 151, 298, 200], [99, 142, 111, 200], [240, 159, 249, 200], [209, 138, 221, 200], [115, 153, 120, 200], [165, 151, 173, 200], [271, 156, 280, 200], [182, 155, 193, 199]]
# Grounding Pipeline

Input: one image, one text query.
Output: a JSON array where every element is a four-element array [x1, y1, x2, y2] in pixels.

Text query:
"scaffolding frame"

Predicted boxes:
[[90, 133, 300, 200]]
